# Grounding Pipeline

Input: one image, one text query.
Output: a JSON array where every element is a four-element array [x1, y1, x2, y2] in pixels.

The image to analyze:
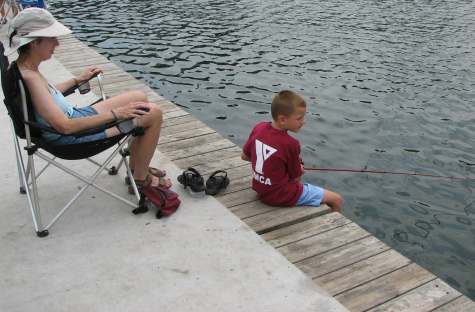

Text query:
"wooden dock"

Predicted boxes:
[[54, 35, 475, 311]]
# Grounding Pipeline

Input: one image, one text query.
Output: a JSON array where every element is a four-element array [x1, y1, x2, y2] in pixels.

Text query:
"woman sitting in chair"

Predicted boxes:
[[6, 7, 171, 190]]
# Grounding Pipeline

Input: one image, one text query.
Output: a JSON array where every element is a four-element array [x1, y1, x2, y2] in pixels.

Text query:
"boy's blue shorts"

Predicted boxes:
[[49, 106, 107, 145], [296, 183, 325, 207]]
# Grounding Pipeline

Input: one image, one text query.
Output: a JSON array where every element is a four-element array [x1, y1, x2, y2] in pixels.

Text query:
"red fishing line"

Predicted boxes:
[[303, 167, 471, 181]]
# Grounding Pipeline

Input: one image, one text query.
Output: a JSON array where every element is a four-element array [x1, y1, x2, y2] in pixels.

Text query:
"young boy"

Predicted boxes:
[[241, 90, 343, 212]]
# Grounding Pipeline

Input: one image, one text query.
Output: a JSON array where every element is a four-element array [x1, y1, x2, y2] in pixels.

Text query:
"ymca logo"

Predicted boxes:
[[253, 139, 276, 185]]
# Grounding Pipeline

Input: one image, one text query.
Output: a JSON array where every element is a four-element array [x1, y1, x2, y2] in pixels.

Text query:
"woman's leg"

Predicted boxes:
[[93, 90, 147, 113], [93, 90, 163, 181], [93, 90, 146, 171], [127, 104, 163, 181]]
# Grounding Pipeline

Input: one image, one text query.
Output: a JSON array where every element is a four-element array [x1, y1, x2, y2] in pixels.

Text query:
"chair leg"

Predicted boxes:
[[111, 145, 130, 175], [19, 149, 47, 236], [13, 137, 26, 194], [123, 156, 141, 203], [11, 127, 48, 236], [28, 154, 48, 237]]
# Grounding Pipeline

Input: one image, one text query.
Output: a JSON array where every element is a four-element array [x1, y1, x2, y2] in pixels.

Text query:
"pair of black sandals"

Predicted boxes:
[[177, 168, 230, 196]]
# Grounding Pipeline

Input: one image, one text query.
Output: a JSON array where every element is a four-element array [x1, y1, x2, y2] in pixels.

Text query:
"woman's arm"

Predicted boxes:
[[24, 70, 129, 135], [54, 66, 102, 94]]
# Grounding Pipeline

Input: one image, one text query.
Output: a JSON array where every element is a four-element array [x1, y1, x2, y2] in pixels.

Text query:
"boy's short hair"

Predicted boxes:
[[271, 90, 306, 119]]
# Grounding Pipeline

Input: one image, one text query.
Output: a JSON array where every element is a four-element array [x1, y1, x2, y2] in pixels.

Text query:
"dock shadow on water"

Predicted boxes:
[[50, 0, 475, 299]]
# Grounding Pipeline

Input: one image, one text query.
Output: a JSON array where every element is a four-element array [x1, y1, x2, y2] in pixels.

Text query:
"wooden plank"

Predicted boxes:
[[55, 52, 106, 62], [99, 71, 136, 82], [160, 120, 208, 136], [261, 212, 350, 248], [55, 45, 98, 55], [57, 39, 90, 46], [64, 62, 121, 74], [100, 77, 148, 88], [157, 101, 180, 113], [57, 57, 111, 68], [174, 146, 242, 168], [229, 200, 277, 219], [432, 296, 475, 311], [221, 164, 253, 180], [298, 236, 391, 279], [102, 82, 151, 95], [161, 137, 235, 160], [102, 85, 151, 97], [192, 155, 249, 176], [218, 188, 258, 208], [55, 54, 105, 63], [100, 75, 140, 86], [146, 92, 168, 102], [245, 204, 331, 234], [214, 174, 252, 195], [159, 126, 215, 145], [367, 279, 461, 312], [95, 83, 149, 95], [162, 115, 197, 127], [335, 263, 436, 312], [163, 109, 189, 120], [315, 249, 410, 296], [277, 222, 369, 263]]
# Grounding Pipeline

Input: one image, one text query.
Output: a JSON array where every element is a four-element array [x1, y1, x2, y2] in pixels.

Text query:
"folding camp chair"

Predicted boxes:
[[1, 45, 146, 237]]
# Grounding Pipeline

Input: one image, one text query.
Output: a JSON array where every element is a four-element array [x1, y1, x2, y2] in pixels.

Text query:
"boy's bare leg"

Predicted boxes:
[[322, 190, 343, 212]]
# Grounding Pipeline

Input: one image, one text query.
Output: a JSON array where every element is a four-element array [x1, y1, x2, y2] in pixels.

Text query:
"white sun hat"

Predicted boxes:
[[5, 7, 71, 55]]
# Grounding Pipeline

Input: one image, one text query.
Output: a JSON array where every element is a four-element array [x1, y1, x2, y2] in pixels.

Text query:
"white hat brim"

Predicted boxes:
[[24, 20, 71, 38], [4, 37, 36, 55], [4, 20, 71, 56]]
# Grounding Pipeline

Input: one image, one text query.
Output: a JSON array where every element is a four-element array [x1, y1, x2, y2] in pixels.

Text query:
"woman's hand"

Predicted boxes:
[[76, 66, 102, 84], [113, 102, 152, 120]]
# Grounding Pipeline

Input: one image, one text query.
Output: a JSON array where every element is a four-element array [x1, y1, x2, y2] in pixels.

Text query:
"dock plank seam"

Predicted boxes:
[[359, 277, 439, 312], [291, 233, 373, 264], [312, 247, 394, 281], [272, 221, 358, 249]]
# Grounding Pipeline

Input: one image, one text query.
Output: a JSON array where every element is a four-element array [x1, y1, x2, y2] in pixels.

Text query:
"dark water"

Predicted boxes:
[[49, 0, 475, 298]]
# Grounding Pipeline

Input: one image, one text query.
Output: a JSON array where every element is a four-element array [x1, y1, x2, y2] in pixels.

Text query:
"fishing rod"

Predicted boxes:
[[303, 167, 472, 181]]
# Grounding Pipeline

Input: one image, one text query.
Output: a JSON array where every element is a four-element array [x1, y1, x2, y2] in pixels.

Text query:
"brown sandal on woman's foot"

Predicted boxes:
[[128, 174, 172, 194], [125, 167, 167, 186]]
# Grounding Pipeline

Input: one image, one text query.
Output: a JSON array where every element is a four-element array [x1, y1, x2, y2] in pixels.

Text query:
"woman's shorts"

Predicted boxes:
[[49, 106, 107, 145], [296, 183, 325, 207]]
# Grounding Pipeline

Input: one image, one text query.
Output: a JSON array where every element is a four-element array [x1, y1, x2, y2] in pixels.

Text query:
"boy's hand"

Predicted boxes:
[[241, 152, 250, 161], [299, 157, 305, 175]]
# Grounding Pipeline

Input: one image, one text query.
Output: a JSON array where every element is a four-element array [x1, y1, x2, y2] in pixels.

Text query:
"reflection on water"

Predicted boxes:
[[50, 0, 475, 298]]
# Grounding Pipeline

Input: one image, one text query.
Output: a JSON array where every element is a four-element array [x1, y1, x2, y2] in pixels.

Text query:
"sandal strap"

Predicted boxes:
[[209, 170, 227, 179], [133, 174, 155, 188], [179, 167, 205, 192], [186, 167, 201, 177]]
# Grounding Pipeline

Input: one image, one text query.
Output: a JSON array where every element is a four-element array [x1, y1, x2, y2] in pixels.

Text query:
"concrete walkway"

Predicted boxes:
[[0, 52, 348, 310]]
